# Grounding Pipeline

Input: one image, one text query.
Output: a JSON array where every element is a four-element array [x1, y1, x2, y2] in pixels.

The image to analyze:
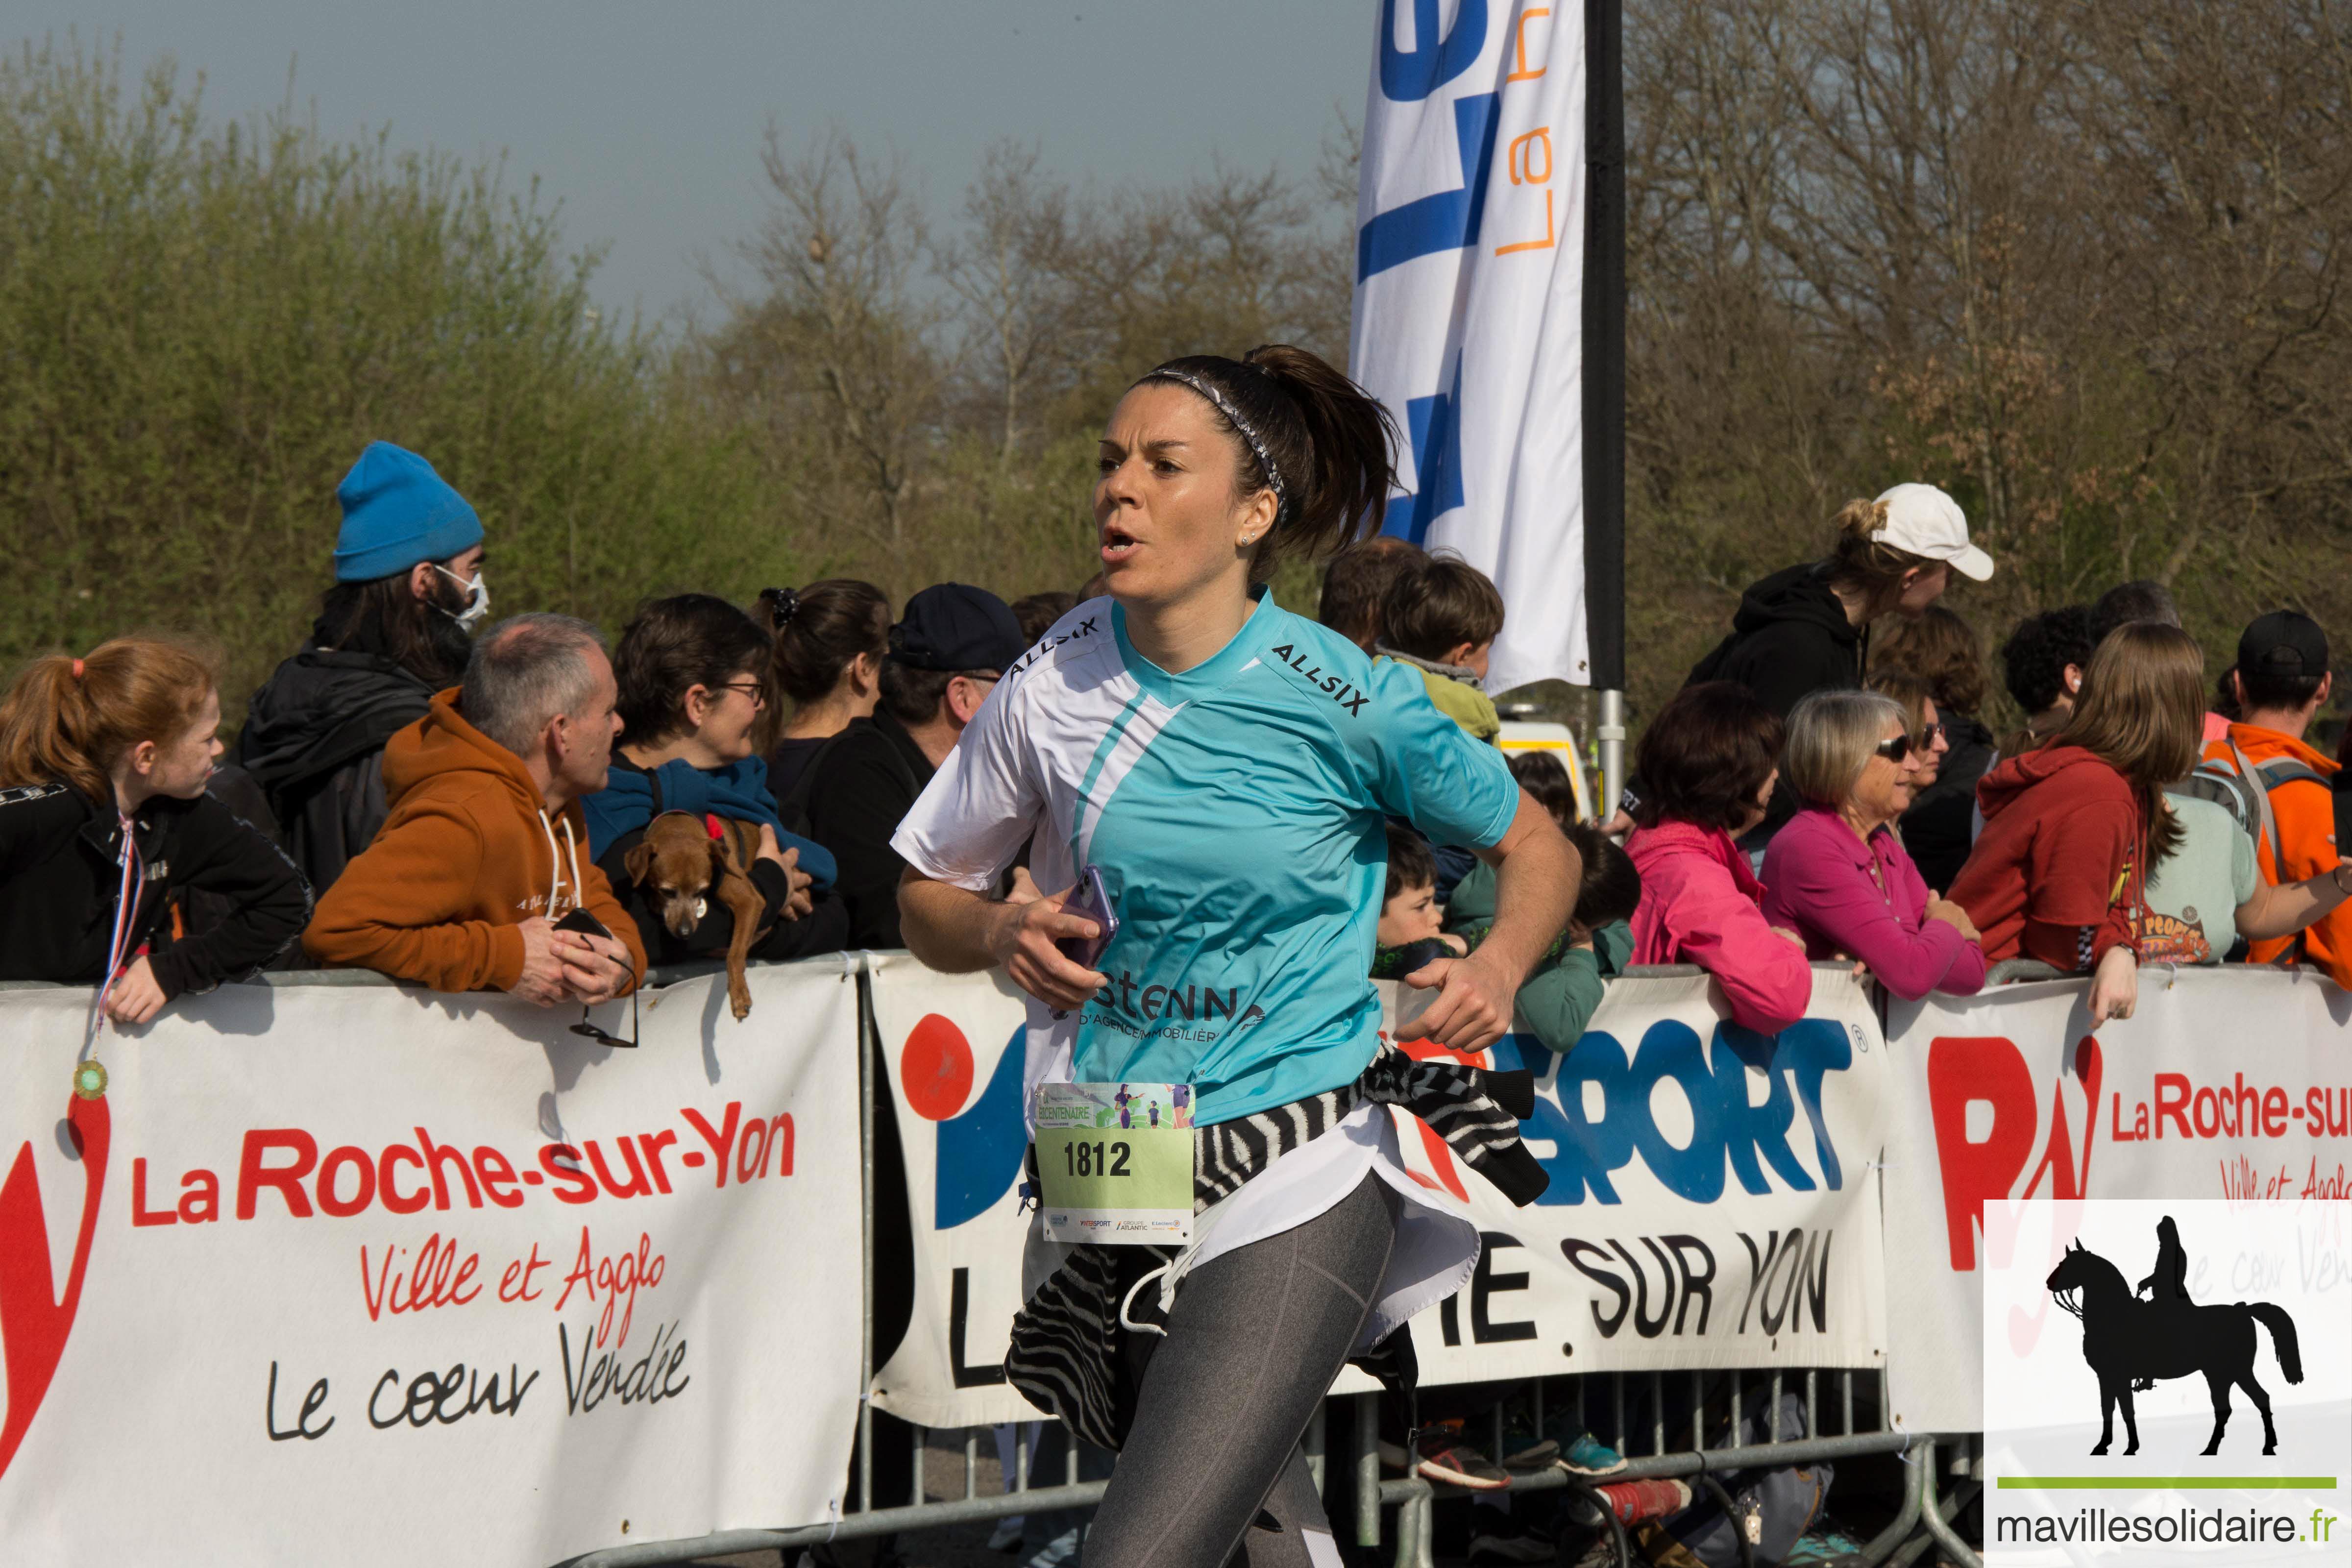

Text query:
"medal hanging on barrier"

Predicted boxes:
[[1033, 1082, 1195, 1245]]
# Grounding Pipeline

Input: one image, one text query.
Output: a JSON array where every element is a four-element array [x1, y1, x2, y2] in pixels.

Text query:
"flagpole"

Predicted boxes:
[[1582, 0, 1628, 817]]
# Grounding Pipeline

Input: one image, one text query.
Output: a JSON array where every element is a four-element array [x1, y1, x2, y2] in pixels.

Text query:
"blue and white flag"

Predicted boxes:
[[1352, 0, 1589, 693]]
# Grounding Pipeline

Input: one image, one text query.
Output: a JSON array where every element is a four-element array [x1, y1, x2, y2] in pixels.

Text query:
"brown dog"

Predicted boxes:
[[623, 810, 774, 1020]]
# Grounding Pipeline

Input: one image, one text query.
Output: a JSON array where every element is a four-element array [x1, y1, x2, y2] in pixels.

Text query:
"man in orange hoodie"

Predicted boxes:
[[2204, 612, 2352, 986], [305, 612, 644, 1001]]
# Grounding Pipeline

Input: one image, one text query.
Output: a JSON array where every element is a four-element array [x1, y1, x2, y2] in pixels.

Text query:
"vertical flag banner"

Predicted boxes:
[[1352, 0, 1592, 694]]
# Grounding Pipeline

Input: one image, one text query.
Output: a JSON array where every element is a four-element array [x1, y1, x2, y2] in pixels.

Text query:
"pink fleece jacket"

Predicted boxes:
[[1760, 807, 1986, 1001], [1627, 818, 1813, 1033]]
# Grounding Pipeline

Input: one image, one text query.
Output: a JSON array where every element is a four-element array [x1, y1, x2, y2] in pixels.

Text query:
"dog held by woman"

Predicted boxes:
[[623, 810, 777, 1020]]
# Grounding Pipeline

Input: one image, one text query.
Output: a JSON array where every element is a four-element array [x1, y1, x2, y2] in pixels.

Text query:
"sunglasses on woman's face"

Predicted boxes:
[[1874, 733, 1914, 764]]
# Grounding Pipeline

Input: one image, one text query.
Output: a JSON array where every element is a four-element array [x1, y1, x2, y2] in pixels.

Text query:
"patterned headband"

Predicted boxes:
[[1145, 367, 1290, 517]]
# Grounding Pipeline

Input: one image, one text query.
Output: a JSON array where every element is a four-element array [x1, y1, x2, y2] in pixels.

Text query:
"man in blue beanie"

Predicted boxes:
[[233, 441, 492, 899]]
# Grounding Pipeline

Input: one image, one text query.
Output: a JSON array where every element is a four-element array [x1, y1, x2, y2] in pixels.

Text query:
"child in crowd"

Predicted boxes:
[[1449, 777, 1643, 1053], [1376, 554, 1507, 903], [1375, 553, 1507, 744], [0, 638, 312, 1021], [1370, 822, 1467, 978]]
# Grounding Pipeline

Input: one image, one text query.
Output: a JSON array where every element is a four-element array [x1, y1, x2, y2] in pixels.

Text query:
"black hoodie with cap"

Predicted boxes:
[[1685, 560, 1865, 844], [1686, 561, 1865, 717]]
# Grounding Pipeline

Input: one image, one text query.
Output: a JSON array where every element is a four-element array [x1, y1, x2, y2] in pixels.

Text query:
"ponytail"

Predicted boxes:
[[1825, 497, 1937, 599], [0, 637, 218, 802], [1137, 344, 1399, 585], [763, 580, 892, 704]]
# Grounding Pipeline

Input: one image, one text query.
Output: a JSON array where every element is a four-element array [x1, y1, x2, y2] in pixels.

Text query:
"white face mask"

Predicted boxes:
[[435, 563, 490, 630]]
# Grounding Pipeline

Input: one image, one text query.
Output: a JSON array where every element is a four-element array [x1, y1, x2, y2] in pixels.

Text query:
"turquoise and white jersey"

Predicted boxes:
[[892, 591, 1520, 1126]]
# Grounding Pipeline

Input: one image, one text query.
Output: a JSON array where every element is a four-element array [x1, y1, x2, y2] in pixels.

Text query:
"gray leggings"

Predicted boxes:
[[1082, 1173, 1403, 1568]]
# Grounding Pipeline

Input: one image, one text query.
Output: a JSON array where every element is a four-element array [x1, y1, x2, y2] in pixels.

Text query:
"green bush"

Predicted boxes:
[[0, 39, 780, 716]]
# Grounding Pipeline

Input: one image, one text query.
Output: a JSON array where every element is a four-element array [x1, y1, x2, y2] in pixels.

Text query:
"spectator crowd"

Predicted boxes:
[[1, 442, 2346, 1041], [4, 436, 2350, 1568]]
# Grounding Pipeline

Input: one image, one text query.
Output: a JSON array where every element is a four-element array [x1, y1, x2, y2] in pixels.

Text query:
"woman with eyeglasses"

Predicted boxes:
[[1762, 690, 1986, 1000], [580, 593, 847, 967]]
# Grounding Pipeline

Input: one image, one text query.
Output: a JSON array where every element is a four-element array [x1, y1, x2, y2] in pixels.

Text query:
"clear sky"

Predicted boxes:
[[14, 1, 1373, 325]]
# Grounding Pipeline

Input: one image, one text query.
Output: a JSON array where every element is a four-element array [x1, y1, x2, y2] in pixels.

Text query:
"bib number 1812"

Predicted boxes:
[[1064, 1140, 1131, 1178]]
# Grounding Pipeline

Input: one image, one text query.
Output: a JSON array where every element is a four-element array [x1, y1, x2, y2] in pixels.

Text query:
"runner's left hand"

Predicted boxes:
[[1401, 951, 1517, 1052]]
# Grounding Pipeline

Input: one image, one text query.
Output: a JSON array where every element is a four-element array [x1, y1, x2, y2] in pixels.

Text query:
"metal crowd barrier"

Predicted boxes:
[[565, 959, 1984, 1568]]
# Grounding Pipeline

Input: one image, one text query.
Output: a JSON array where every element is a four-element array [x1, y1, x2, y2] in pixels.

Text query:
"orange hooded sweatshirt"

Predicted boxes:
[[303, 689, 644, 991], [2203, 722, 2348, 985]]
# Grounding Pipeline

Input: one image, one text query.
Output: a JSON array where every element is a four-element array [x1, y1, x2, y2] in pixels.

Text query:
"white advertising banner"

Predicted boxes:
[[1385, 967, 1889, 1388], [1881, 967, 2352, 1433], [1352, 0, 1593, 692], [867, 954, 1041, 1429], [0, 964, 864, 1567], [869, 961, 1890, 1431]]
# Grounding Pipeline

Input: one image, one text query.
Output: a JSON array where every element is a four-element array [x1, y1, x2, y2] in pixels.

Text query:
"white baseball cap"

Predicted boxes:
[[1871, 483, 1993, 581]]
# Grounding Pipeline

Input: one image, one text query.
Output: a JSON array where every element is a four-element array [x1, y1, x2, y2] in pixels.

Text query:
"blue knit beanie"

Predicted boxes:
[[332, 441, 485, 583]]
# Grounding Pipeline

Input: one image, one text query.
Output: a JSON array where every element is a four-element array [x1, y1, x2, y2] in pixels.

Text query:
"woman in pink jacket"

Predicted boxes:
[[1762, 690, 1986, 999], [1626, 682, 1813, 1031]]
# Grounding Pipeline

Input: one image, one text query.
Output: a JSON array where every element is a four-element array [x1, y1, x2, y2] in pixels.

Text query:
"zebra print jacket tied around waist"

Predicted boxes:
[[1004, 1043, 1549, 1451]]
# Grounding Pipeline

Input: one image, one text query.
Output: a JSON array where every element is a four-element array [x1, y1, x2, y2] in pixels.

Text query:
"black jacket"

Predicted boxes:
[[1687, 561, 1865, 716], [793, 712, 933, 949], [1688, 560, 1865, 844], [235, 635, 438, 896], [0, 780, 312, 999], [1900, 709, 1996, 895]]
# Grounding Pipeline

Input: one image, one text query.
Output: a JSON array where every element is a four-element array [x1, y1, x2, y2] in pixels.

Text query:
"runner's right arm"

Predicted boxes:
[[900, 869, 1105, 1011]]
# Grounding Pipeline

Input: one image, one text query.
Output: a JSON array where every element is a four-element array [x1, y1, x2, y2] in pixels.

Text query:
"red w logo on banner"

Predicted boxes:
[[0, 1096, 111, 1481], [1926, 1033, 2102, 1272]]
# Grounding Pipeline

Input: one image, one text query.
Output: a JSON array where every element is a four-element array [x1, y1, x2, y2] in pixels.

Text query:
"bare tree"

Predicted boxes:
[[939, 140, 1073, 465], [707, 127, 958, 562]]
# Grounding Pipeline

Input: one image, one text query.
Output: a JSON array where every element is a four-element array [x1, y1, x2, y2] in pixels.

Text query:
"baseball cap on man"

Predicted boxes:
[[332, 441, 484, 583], [1870, 483, 1994, 582], [2237, 610, 2330, 680], [890, 584, 1027, 674]]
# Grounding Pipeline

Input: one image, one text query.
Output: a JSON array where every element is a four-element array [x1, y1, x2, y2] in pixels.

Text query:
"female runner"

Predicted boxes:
[[895, 344, 1577, 1568]]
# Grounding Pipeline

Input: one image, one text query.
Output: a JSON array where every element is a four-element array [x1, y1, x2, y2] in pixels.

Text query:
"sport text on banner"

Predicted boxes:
[[1352, 0, 1593, 692], [0, 964, 862, 1567], [1881, 967, 2352, 1433], [1375, 967, 1888, 1386]]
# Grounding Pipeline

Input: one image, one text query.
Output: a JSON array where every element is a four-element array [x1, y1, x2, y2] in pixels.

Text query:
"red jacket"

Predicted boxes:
[[1952, 745, 2141, 971]]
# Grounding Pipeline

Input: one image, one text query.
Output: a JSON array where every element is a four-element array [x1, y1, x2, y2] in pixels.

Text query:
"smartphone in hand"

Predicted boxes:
[[1055, 865, 1120, 970]]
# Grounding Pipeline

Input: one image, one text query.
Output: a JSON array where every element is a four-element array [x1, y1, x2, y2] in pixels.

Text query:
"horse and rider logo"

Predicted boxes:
[[2046, 1215, 2303, 1457]]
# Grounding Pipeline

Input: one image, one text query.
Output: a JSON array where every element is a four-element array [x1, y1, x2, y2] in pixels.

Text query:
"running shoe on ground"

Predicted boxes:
[[1556, 1431, 1627, 1475], [1781, 1520, 1868, 1567], [1563, 1477, 1691, 1527], [1466, 1512, 1555, 1564], [1500, 1436, 1558, 1470], [984, 1517, 1023, 1552], [1412, 1425, 1512, 1490]]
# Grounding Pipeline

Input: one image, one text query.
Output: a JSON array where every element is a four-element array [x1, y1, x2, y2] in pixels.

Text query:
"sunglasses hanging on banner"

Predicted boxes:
[[553, 905, 639, 1048], [568, 987, 640, 1050]]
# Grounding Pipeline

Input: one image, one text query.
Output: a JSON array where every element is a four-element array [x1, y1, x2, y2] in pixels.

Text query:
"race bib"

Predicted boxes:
[[1034, 1082, 1194, 1245]]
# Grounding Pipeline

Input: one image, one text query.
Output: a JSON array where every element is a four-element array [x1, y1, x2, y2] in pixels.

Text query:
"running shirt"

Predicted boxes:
[[893, 591, 1520, 1126]]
